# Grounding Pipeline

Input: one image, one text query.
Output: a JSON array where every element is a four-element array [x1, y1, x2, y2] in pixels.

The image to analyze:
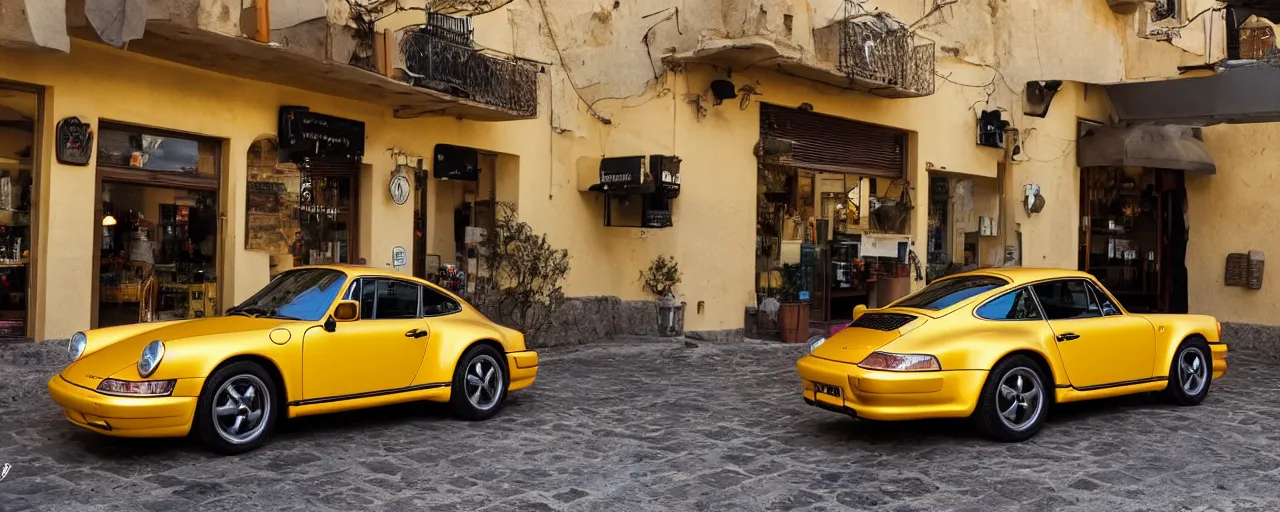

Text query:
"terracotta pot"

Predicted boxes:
[[777, 302, 810, 343]]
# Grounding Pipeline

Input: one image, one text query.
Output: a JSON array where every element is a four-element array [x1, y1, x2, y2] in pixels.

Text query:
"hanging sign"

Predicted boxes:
[[55, 117, 94, 166], [389, 173, 411, 205], [278, 106, 365, 166], [433, 144, 480, 181], [599, 156, 648, 190]]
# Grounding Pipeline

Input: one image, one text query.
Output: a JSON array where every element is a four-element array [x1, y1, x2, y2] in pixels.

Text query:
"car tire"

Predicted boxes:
[[1163, 336, 1213, 406], [973, 355, 1049, 442], [449, 344, 508, 421], [193, 361, 279, 455]]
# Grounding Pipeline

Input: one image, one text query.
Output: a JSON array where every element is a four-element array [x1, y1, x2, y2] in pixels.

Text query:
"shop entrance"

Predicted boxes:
[[93, 124, 221, 328], [754, 103, 914, 340], [925, 172, 1002, 283], [422, 145, 497, 297], [0, 82, 39, 338], [1078, 167, 1189, 313]]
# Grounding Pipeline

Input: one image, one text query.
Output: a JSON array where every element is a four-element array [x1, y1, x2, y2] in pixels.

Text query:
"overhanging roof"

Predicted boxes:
[[1106, 62, 1280, 126], [1077, 125, 1216, 174]]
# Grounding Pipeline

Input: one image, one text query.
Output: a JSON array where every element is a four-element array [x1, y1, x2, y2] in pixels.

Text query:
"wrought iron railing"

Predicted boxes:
[[399, 26, 538, 117], [836, 14, 935, 98]]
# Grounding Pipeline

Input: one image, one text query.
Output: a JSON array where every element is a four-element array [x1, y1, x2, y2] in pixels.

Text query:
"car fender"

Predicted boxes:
[[110, 327, 306, 402], [1138, 314, 1220, 378], [411, 318, 524, 386]]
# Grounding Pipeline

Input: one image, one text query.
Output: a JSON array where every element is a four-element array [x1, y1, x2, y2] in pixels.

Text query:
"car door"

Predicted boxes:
[[1030, 279, 1156, 389], [301, 277, 432, 400]]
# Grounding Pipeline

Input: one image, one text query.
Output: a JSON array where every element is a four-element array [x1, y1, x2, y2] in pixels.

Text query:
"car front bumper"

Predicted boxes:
[[47, 375, 200, 438], [797, 354, 988, 421]]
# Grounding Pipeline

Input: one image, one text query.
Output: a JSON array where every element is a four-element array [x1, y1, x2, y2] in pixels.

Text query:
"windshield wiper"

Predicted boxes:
[[227, 305, 271, 318], [228, 305, 305, 321]]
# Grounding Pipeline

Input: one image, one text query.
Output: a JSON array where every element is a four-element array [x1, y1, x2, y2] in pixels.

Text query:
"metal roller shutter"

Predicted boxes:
[[759, 103, 906, 179]]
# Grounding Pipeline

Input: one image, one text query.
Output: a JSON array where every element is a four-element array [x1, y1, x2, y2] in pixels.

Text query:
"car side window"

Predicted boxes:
[[346, 278, 376, 319], [1030, 280, 1101, 320], [1085, 282, 1122, 316], [374, 279, 421, 320], [422, 287, 461, 316], [975, 287, 1042, 320]]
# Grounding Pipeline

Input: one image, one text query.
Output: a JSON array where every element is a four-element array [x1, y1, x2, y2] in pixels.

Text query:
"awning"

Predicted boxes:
[[1077, 125, 1217, 174]]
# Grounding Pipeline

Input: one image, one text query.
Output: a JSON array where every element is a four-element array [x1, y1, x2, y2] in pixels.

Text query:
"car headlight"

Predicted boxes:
[[137, 340, 165, 378], [807, 335, 827, 354], [858, 351, 941, 372], [96, 379, 175, 396], [68, 332, 87, 362]]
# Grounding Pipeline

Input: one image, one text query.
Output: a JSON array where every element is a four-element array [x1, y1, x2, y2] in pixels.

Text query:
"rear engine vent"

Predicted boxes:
[[851, 313, 917, 331]]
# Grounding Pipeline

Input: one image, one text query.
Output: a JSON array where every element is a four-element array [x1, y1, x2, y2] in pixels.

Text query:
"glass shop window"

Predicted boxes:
[[97, 126, 218, 175]]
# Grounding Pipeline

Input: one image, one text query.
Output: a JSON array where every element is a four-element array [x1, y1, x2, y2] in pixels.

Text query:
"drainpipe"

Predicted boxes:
[[254, 0, 271, 44]]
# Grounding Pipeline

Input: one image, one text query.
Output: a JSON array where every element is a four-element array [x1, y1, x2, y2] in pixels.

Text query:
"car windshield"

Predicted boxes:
[[893, 276, 1009, 311], [228, 269, 348, 321]]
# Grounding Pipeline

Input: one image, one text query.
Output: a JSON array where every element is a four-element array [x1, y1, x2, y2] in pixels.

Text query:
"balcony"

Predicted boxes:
[[38, 0, 538, 121], [815, 13, 935, 98], [665, 7, 934, 99], [393, 15, 538, 119]]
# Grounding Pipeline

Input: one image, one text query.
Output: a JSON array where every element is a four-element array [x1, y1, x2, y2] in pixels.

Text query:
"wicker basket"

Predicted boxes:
[[1225, 253, 1248, 287]]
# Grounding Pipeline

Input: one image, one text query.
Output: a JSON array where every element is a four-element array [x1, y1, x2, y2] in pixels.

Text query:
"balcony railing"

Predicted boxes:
[[836, 14, 935, 98], [398, 20, 538, 118]]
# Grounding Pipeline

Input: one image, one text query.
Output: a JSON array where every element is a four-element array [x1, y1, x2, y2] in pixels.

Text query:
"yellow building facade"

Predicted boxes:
[[1, 0, 1271, 342]]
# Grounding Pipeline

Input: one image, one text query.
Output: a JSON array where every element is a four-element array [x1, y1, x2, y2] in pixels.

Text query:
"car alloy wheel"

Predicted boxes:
[[463, 354, 504, 411], [449, 344, 508, 421], [996, 367, 1044, 433], [1177, 346, 1208, 397], [212, 374, 271, 445], [974, 354, 1049, 442]]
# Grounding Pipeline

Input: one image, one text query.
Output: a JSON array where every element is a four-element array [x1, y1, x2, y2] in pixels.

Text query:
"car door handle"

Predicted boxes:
[[405, 329, 429, 339], [1056, 333, 1080, 342]]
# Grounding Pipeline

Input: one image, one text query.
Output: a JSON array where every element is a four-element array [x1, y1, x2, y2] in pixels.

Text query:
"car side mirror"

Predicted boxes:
[[852, 304, 868, 320], [333, 301, 360, 322]]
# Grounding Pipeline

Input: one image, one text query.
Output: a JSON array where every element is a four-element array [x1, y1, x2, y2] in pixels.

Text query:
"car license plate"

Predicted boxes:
[[814, 382, 842, 398]]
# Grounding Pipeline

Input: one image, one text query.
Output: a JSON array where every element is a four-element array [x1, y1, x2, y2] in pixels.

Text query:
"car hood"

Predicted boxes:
[[810, 309, 928, 364], [61, 316, 288, 388]]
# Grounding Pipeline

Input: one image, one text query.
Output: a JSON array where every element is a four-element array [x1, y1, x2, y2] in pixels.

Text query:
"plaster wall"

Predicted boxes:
[[1187, 123, 1280, 325]]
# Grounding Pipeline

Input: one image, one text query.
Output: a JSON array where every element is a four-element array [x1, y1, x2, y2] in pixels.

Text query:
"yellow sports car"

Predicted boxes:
[[48, 265, 538, 454], [798, 268, 1227, 441]]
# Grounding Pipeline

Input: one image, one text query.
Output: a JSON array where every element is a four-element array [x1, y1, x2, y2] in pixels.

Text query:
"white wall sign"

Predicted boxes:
[[389, 174, 411, 205], [391, 246, 407, 268]]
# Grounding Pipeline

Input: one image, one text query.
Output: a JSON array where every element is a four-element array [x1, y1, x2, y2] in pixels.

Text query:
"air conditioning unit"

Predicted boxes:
[[1107, 0, 1145, 15]]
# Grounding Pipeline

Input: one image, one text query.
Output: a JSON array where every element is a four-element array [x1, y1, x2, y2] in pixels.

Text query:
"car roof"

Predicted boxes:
[[290, 264, 431, 281], [946, 267, 1097, 285]]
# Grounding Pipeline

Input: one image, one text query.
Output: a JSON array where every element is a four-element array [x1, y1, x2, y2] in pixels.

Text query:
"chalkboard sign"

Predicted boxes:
[[433, 144, 480, 181], [56, 116, 93, 166], [278, 106, 365, 166]]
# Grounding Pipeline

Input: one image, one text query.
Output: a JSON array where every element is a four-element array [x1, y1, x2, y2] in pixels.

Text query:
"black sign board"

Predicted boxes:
[[433, 144, 480, 181], [598, 156, 655, 194], [55, 116, 93, 166], [278, 106, 365, 166]]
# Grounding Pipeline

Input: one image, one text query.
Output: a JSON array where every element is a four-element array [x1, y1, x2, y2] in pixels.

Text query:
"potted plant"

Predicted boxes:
[[640, 254, 684, 337], [777, 263, 810, 343]]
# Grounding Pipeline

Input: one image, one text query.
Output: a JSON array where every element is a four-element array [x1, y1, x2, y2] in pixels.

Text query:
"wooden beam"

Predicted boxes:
[[254, 0, 271, 43]]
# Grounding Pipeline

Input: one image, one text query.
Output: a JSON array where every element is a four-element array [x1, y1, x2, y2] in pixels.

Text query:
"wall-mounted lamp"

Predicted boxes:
[[101, 215, 117, 227]]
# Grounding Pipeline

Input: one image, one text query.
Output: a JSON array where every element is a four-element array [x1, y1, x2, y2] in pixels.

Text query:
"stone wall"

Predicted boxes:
[[529, 296, 743, 348]]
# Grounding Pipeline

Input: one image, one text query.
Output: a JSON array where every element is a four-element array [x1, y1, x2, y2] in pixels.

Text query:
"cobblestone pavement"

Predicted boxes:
[[2, 339, 1279, 511]]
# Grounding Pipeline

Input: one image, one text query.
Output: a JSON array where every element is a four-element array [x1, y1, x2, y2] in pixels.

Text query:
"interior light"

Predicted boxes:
[[102, 215, 117, 227]]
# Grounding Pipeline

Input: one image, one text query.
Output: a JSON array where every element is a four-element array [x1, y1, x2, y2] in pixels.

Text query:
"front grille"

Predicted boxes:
[[851, 313, 916, 331]]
